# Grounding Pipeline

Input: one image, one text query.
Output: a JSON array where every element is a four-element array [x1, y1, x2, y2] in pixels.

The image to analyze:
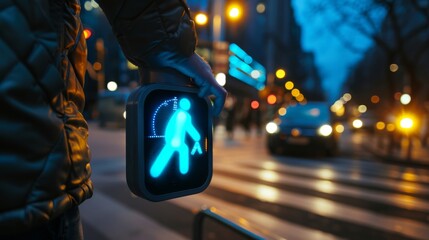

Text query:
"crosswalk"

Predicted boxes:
[[82, 125, 429, 240]]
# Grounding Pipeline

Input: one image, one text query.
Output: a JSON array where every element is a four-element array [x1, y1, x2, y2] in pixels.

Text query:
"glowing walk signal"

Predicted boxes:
[[150, 98, 203, 178], [126, 81, 213, 202]]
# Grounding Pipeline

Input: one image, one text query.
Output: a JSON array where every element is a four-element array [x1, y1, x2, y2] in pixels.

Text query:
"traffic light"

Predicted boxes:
[[126, 75, 213, 202]]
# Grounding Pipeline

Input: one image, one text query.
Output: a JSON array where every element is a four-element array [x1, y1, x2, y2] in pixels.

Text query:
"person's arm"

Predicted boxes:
[[97, 0, 226, 115]]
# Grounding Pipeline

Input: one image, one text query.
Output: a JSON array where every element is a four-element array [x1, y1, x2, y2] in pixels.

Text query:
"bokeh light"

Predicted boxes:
[[256, 3, 266, 13], [390, 63, 399, 72], [291, 89, 300, 97], [284, 81, 294, 90], [251, 100, 260, 109], [278, 107, 287, 116], [215, 73, 226, 86], [400, 94, 411, 105], [275, 69, 286, 79], [371, 95, 380, 104], [195, 13, 208, 26], [267, 94, 277, 105], [107, 81, 118, 91], [358, 105, 367, 113]]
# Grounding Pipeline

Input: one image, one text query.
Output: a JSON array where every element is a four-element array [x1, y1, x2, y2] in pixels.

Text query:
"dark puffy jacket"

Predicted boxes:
[[0, 0, 196, 234]]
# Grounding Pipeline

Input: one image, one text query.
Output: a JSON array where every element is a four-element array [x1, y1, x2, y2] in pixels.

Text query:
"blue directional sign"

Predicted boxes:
[[126, 84, 212, 202], [228, 43, 266, 90]]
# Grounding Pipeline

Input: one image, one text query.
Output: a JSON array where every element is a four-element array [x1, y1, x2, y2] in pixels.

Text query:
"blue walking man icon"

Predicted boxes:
[[150, 98, 203, 178]]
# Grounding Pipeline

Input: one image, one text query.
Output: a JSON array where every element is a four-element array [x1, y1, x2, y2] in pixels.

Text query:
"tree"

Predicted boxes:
[[306, 0, 429, 109]]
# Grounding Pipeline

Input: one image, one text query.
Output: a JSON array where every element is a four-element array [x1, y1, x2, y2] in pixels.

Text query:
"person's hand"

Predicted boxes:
[[173, 53, 227, 116]]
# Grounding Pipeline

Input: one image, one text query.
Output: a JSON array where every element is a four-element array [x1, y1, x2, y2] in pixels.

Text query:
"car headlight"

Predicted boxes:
[[265, 122, 279, 134], [318, 124, 333, 136], [352, 119, 363, 129]]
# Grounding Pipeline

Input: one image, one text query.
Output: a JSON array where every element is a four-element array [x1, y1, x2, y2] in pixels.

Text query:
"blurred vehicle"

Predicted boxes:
[[350, 111, 377, 132], [266, 102, 339, 156], [97, 88, 130, 128]]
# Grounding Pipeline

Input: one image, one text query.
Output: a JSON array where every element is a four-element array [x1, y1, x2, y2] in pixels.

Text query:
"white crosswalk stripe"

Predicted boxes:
[[210, 174, 429, 240], [215, 162, 429, 211]]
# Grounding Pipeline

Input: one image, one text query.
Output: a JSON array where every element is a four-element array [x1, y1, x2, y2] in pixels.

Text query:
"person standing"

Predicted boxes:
[[0, 0, 226, 239]]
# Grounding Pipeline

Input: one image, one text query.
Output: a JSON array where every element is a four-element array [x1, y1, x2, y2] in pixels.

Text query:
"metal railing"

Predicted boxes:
[[192, 207, 265, 240]]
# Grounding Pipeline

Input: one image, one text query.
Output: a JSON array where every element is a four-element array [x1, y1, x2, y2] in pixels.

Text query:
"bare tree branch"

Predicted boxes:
[[410, 0, 429, 23]]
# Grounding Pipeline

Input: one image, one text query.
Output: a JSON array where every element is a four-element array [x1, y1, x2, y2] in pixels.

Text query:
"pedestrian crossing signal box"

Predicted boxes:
[[126, 83, 213, 202]]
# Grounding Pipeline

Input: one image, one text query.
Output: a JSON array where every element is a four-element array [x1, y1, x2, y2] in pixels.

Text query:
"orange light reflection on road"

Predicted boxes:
[[318, 169, 334, 180], [399, 183, 418, 194], [259, 170, 280, 183], [316, 180, 335, 193], [402, 172, 417, 181], [262, 161, 278, 170], [396, 195, 418, 209], [256, 185, 279, 202], [313, 198, 335, 215]]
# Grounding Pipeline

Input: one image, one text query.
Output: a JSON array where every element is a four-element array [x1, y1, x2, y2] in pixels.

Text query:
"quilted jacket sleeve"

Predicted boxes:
[[97, 0, 197, 69]]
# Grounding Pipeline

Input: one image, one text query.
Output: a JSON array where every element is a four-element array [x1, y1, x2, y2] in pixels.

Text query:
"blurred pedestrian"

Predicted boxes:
[[422, 102, 429, 147], [0, 0, 226, 239], [224, 95, 236, 139]]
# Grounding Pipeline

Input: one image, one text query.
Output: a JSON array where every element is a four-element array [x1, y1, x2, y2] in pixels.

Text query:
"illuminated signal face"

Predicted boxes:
[[142, 88, 211, 199], [148, 97, 202, 179]]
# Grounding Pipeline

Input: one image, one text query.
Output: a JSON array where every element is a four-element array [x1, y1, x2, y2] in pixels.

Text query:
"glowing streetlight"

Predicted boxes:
[[398, 115, 416, 160], [250, 100, 260, 109], [291, 89, 300, 97], [390, 63, 399, 72], [195, 13, 208, 26], [376, 121, 386, 130], [352, 119, 363, 129], [227, 4, 242, 21], [400, 93, 411, 105], [371, 95, 380, 104], [278, 107, 287, 116], [275, 68, 286, 79], [215, 73, 226, 86], [358, 105, 367, 113], [284, 81, 294, 90], [256, 3, 266, 13], [399, 117, 414, 130], [342, 93, 352, 102], [107, 81, 118, 91], [267, 94, 277, 105]]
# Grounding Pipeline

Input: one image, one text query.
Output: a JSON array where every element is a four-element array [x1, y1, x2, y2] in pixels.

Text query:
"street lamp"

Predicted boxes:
[[256, 3, 266, 14], [390, 63, 399, 72], [226, 3, 243, 21], [195, 13, 208, 26], [398, 115, 415, 160], [275, 68, 286, 79], [400, 93, 411, 105], [284, 81, 294, 90]]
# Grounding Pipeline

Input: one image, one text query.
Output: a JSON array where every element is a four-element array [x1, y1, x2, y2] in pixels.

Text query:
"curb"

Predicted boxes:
[[362, 144, 429, 169]]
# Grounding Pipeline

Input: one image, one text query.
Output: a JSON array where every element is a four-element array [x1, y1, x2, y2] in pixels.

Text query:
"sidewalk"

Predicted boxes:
[[362, 133, 429, 169]]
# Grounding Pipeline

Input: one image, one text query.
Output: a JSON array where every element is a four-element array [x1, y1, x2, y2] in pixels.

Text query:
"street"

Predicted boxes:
[[80, 122, 429, 240]]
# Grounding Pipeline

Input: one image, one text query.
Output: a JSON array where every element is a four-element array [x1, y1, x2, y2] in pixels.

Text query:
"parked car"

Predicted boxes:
[[266, 102, 339, 156], [97, 88, 130, 128]]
